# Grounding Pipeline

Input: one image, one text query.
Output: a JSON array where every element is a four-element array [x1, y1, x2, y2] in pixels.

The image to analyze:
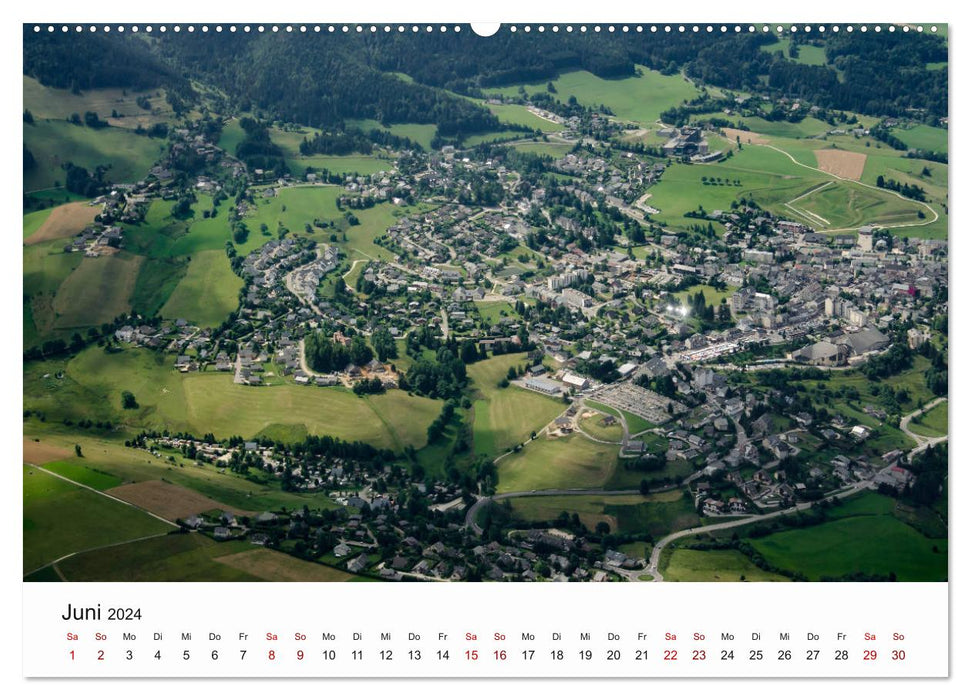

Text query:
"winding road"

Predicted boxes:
[[899, 396, 948, 456]]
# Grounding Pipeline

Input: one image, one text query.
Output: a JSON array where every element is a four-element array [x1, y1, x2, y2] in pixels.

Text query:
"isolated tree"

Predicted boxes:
[[121, 391, 138, 410]]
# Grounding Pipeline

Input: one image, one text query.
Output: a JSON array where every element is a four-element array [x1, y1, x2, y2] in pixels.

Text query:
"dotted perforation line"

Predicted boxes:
[[31, 24, 941, 35]]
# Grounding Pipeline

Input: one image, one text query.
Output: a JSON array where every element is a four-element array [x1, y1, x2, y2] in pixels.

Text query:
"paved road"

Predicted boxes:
[[760, 143, 940, 233], [639, 481, 874, 582], [899, 396, 948, 456]]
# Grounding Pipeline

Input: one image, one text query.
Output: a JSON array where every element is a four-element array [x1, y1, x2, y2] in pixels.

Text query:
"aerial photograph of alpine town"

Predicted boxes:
[[22, 24, 947, 583]]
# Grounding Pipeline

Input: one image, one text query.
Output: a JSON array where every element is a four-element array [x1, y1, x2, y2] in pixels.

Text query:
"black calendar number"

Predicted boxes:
[[107, 607, 142, 621], [778, 649, 792, 661], [835, 649, 849, 660], [721, 650, 734, 661], [750, 649, 763, 661], [807, 649, 819, 661]]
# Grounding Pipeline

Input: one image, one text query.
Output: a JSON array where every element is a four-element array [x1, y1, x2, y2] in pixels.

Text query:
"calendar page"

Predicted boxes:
[[17, 4, 954, 690]]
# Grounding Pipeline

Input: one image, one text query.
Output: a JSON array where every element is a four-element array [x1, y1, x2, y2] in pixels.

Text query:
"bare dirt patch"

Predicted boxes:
[[722, 128, 769, 145], [106, 480, 256, 520], [24, 202, 97, 245], [23, 438, 72, 465], [215, 548, 355, 582], [814, 149, 867, 180]]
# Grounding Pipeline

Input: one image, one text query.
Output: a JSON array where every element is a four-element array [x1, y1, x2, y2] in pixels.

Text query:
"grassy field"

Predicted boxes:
[[475, 301, 518, 325], [23, 241, 84, 346], [41, 460, 123, 490], [908, 400, 948, 438], [23, 466, 172, 574], [577, 409, 624, 443], [759, 38, 829, 67], [585, 400, 657, 436], [647, 142, 934, 235], [51, 252, 143, 330], [662, 548, 791, 582], [55, 533, 361, 582], [496, 432, 617, 493], [23, 200, 97, 245], [346, 119, 439, 150], [158, 249, 243, 327], [246, 186, 418, 262], [492, 66, 702, 126], [506, 488, 698, 537], [675, 284, 735, 309], [478, 102, 564, 132], [749, 514, 947, 581], [510, 141, 574, 158], [218, 118, 247, 156], [56, 534, 260, 581], [24, 76, 173, 129], [890, 124, 948, 153], [468, 354, 565, 457], [24, 119, 165, 192], [25, 427, 345, 513], [24, 346, 442, 450]]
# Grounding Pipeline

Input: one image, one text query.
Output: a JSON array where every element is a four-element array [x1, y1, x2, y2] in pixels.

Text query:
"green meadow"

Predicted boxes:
[[496, 432, 618, 493], [159, 249, 243, 327], [491, 66, 703, 126], [759, 38, 829, 67], [468, 353, 565, 458], [24, 346, 441, 450], [662, 548, 791, 582], [24, 119, 165, 192], [23, 466, 171, 574], [346, 119, 439, 150], [908, 400, 948, 438], [749, 515, 947, 581], [890, 124, 948, 153], [507, 489, 699, 537], [25, 425, 346, 513]]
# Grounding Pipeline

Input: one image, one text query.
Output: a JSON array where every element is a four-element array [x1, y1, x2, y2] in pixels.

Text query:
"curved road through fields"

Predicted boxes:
[[636, 480, 875, 582], [899, 396, 948, 457]]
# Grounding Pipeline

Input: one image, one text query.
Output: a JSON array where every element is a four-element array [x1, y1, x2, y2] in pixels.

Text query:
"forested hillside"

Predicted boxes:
[[24, 26, 948, 134]]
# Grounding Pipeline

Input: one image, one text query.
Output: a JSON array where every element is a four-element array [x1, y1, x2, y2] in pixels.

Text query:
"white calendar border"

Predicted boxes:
[[5, 0, 964, 695]]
